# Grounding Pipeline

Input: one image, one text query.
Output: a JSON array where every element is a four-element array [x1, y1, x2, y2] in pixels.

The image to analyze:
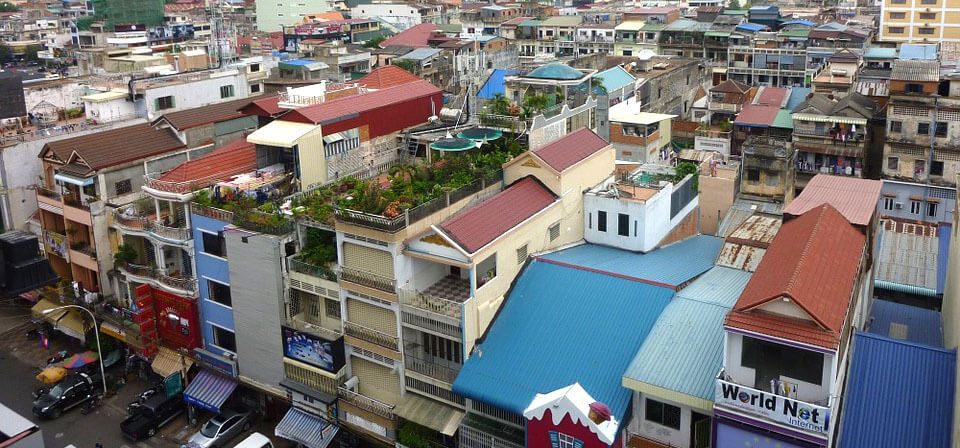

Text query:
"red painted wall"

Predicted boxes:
[[322, 92, 444, 139], [527, 409, 622, 448]]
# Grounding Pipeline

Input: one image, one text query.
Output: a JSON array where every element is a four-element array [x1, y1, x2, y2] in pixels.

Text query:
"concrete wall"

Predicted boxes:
[[878, 180, 956, 224], [144, 72, 250, 121], [226, 228, 287, 390], [350, 4, 422, 30], [24, 79, 86, 112], [699, 164, 739, 236], [630, 392, 692, 448], [583, 182, 673, 253], [942, 200, 960, 445], [192, 212, 234, 357]]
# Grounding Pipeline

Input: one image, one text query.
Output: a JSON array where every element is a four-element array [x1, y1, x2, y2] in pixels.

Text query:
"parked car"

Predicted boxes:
[[233, 433, 273, 448], [184, 407, 253, 448], [32, 371, 98, 419], [120, 393, 184, 441]]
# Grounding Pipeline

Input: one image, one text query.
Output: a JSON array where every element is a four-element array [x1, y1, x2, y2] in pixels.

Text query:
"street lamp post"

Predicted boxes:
[[41, 304, 108, 397]]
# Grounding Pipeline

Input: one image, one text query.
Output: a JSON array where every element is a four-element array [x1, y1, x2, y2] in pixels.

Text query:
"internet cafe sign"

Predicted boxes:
[[715, 379, 830, 435]]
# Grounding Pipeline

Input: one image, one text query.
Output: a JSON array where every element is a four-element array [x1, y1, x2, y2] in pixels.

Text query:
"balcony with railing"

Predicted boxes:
[[289, 256, 338, 282], [37, 187, 63, 212], [345, 321, 399, 351], [398, 276, 468, 321], [338, 385, 396, 420], [404, 352, 461, 384], [68, 240, 98, 271], [114, 204, 192, 243], [339, 266, 396, 295]]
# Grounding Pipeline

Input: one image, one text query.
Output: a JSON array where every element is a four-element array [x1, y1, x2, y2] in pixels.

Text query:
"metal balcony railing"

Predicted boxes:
[[338, 266, 396, 294], [158, 274, 198, 294], [151, 222, 191, 241], [337, 386, 395, 419], [288, 257, 338, 282], [404, 354, 461, 384], [122, 262, 158, 279], [398, 288, 463, 320], [344, 321, 399, 351]]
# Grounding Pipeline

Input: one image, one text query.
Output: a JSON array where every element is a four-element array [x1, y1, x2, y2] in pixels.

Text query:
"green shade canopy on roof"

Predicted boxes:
[[457, 127, 503, 142], [525, 63, 585, 81], [431, 137, 478, 152]]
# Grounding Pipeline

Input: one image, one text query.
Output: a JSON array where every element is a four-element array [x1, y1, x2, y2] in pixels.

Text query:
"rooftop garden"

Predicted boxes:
[[289, 136, 525, 226]]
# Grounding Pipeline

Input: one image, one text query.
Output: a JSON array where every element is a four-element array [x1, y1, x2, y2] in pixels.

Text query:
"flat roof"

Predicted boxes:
[[610, 111, 676, 125]]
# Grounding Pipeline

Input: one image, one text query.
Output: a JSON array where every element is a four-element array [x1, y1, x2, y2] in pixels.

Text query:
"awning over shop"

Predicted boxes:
[[275, 407, 339, 448], [54, 172, 95, 187], [151, 346, 194, 378], [31, 298, 62, 318], [52, 310, 87, 342], [791, 113, 867, 125], [394, 393, 465, 436], [99, 321, 125, 342], [184, 369, 238, 413]]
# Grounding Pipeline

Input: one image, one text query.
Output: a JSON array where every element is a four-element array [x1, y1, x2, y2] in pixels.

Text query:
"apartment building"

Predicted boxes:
[[255, 0, 335, 33], [879, 0, 960, 43], [792, 92, 882, 192], [882, 60, 960, 191]]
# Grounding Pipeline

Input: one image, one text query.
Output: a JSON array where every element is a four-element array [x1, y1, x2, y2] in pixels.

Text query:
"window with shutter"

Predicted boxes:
[[342, 242, 394, 277], [346, 298, 397, 335], [352, 357, 400, 405]]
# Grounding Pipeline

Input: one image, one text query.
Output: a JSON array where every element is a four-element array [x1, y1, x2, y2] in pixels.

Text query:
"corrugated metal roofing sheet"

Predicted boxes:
[[734, 104, 780, 127], [622, 298, 730, 409], [452, 260, 673, 420], [875, 221, 939, 290], [478, 69, 519, 99], [782, 174, 882, 226], [538, 235, 724, 288], [675, 266, 753, 306], [838, 332, 955, 448], [716, 243, 766, 272], [867, 299, 942, 347], [531, 128, 609, 172], [595, 66, 636, 93]]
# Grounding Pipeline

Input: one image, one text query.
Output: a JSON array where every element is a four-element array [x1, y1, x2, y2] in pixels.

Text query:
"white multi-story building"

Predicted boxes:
[[255, 0, 335, 33]]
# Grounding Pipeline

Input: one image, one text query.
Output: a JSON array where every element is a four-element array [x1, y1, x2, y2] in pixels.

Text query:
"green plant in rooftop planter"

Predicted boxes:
[[675, 161, 699, 191], [113, 244, 137, 269]]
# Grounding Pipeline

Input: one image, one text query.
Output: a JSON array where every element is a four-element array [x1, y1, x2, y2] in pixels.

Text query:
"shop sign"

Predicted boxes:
[[695, 136, 731, 155], [715, 379, 830, 435], [281, 326, 345, 374], [194, 348, 238, 377], [165, 371, 183, 396]]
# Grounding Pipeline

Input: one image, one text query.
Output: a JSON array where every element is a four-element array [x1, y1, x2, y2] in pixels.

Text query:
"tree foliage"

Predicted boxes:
[[0, 2, 17, 12], [675, 161, 699, 190], [392, 58, 417, 74], [363, 35, 386, 48]]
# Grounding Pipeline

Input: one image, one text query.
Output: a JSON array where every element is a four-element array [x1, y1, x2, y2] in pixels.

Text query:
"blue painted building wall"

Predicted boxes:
[[192, 212, 234, 357]]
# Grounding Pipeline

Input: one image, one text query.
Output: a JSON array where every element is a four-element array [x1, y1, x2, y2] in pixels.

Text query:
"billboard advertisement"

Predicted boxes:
[[281, 325, 345, 373], [149, 24, 195, 41], [715, 379, 830, 436]]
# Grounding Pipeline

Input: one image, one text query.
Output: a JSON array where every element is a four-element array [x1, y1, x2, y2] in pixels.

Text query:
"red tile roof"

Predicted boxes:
[[710, 79, 750, 94], [734, 104, 780, 127], [755, 87, 788, 107], [726, 204, 866, 349], [440, 176, 557, 254], [42, 123, 186, 171], [725, 311, 841, 349], [239, 95, 285, 117], [157, 138, 256, 187], [284, 80, 441, 125], [782, 174, 882, 227], [532, 128, 609, 173], [380, 23, 438, 48], [358, 65, 422, 90]]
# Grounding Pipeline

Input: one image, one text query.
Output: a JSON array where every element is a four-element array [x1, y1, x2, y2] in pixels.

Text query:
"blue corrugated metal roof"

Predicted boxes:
[[868, 299, 942, 347], [781, 19, 816, 27], [452, 260, 673, 420], [675, 266, 753, 307], [938, 222, 951, 295], [478, 69, 519, 100], [899, 43, 938, 60], [838, 332, 955, 448], [538, 236, 723, 288], [595, 66, 635, 95], [736, 23, 766, 32], [624, 267, 750, 403], [785, 87, 810, 112], [623, 298, 730, 402]]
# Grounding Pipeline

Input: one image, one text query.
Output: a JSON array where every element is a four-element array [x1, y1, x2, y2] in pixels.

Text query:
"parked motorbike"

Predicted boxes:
[[81, 395, 102, 415]]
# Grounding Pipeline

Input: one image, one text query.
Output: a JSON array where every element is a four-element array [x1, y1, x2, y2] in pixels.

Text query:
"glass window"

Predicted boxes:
[[618, 213, 629, 236], [220, 85, 235, 98], [888, 26, 905, 33], [887, 157, 899, 170], [213, 326, 236, 352], [324, 298, 340, 318], [935, 122, 948, 137], [918, 123, 931, 135], [919, 27, 935, 35], [889, 121, 902, 133], [928, 202, 938, 217], [883, 197, 895, 210], [597, 211, 607, 232], [207, 280, 232, 307], [202, 231, 226, 257], [157, 95, 175, 110], [911, 200, 922, 214], [645, 398, 681, 430]]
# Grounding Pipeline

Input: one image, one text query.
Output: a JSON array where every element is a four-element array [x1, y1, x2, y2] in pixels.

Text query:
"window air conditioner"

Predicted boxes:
[[895, 202, 904, 209]]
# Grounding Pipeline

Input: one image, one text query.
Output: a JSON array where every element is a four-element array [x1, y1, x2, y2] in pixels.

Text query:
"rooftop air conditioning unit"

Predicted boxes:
[[832, 69, 848, 76]]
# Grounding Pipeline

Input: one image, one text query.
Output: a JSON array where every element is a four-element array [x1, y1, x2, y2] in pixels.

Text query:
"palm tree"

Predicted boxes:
[[522, 94, 550, 118], [591, 77, 607, 96], [390, 163, 417, 182], [490, 93, 511, 115]]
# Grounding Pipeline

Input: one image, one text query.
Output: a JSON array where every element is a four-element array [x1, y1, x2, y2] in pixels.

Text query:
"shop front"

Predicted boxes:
[[31, 298, 91, 343], [712, 378, 830, 448]]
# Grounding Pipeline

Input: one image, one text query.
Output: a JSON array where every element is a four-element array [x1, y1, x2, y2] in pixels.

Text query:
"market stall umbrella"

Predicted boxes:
[[62, 351, 99, 369], [36, 367, 67, 385], [457, 127, 503, 142]]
